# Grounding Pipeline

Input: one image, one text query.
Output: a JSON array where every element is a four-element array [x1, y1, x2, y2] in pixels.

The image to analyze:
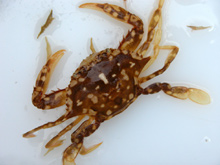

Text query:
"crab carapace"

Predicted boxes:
[[23, 0, 211, 164]]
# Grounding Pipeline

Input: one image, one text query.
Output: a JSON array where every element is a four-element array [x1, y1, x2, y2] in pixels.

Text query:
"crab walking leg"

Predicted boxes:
[[139, 45, 179, 83], [45, 37, 52, 61], [32, 48, 66, 109], [90, 38, 96, 53], [44, 115, 85, 154], [137, 0, 164, 57], [79, 3, 144, 51], [142, 83, 211, 105], [140, 17, 163, 72], [23, 113, 70, 138], [23, 112, 84, 138], [63, 118, 101, 165]]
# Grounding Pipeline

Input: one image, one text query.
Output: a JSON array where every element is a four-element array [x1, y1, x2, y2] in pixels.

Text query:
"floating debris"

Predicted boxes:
[[187, 25, 211, 31], [37, 10, 54, 39]]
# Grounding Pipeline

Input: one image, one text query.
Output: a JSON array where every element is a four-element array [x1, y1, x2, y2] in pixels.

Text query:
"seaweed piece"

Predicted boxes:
[[187, 25, 211, 31], [37, 10, 54, 39]]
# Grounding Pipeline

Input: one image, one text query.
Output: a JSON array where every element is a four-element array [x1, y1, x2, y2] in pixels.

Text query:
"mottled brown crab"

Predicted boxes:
[[23, 0, 211, 164]]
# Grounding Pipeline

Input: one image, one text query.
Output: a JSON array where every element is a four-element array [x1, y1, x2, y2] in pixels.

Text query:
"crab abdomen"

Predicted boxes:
[[65, 49, 150, 120]]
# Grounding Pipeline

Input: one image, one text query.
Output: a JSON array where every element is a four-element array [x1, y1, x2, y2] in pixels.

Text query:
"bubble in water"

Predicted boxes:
[[202, 136, 211, 143]]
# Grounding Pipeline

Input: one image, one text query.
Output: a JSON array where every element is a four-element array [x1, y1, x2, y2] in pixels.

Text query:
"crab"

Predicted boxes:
[[23, 0, 211, 164]]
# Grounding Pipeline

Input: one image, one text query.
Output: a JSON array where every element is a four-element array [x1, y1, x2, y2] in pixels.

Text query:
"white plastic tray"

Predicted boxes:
[[1, 0, 220, 165]]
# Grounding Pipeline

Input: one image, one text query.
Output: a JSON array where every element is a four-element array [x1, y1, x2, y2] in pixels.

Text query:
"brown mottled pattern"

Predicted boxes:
[[94, 3, 144, 52], [35, 80, 44, 89], [66, 49, 150, 120], [119, 10, 144, 51]]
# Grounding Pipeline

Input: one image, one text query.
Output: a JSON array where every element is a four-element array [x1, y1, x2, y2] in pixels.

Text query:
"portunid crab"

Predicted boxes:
[[23, 0, 211, 164]]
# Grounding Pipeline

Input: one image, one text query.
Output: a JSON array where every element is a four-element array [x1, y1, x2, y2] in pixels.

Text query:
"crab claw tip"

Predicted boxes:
[[23, 132, 36, 138], [79, 3, 94, 8], [79, 3, 103, 11]]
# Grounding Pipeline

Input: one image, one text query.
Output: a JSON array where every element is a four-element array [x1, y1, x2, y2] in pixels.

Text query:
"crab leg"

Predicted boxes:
[[32, 38, 66, 109], [137, 0, 164, 57], [90, 38, 96, 53], [142, 82, 211, 105], [23, 112, 83, 138], [44, 115, 85, 154], [79, 3, 144, 51], [63, 118, 101, 165], [139, 17, 163, 72], [23, 113, 68, 138], [139, 45, 179, 83]]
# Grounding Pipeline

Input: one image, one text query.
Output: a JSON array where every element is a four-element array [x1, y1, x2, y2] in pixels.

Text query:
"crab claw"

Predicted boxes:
[[188, 88, 211, 105], [79, 3, 130, 23]]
